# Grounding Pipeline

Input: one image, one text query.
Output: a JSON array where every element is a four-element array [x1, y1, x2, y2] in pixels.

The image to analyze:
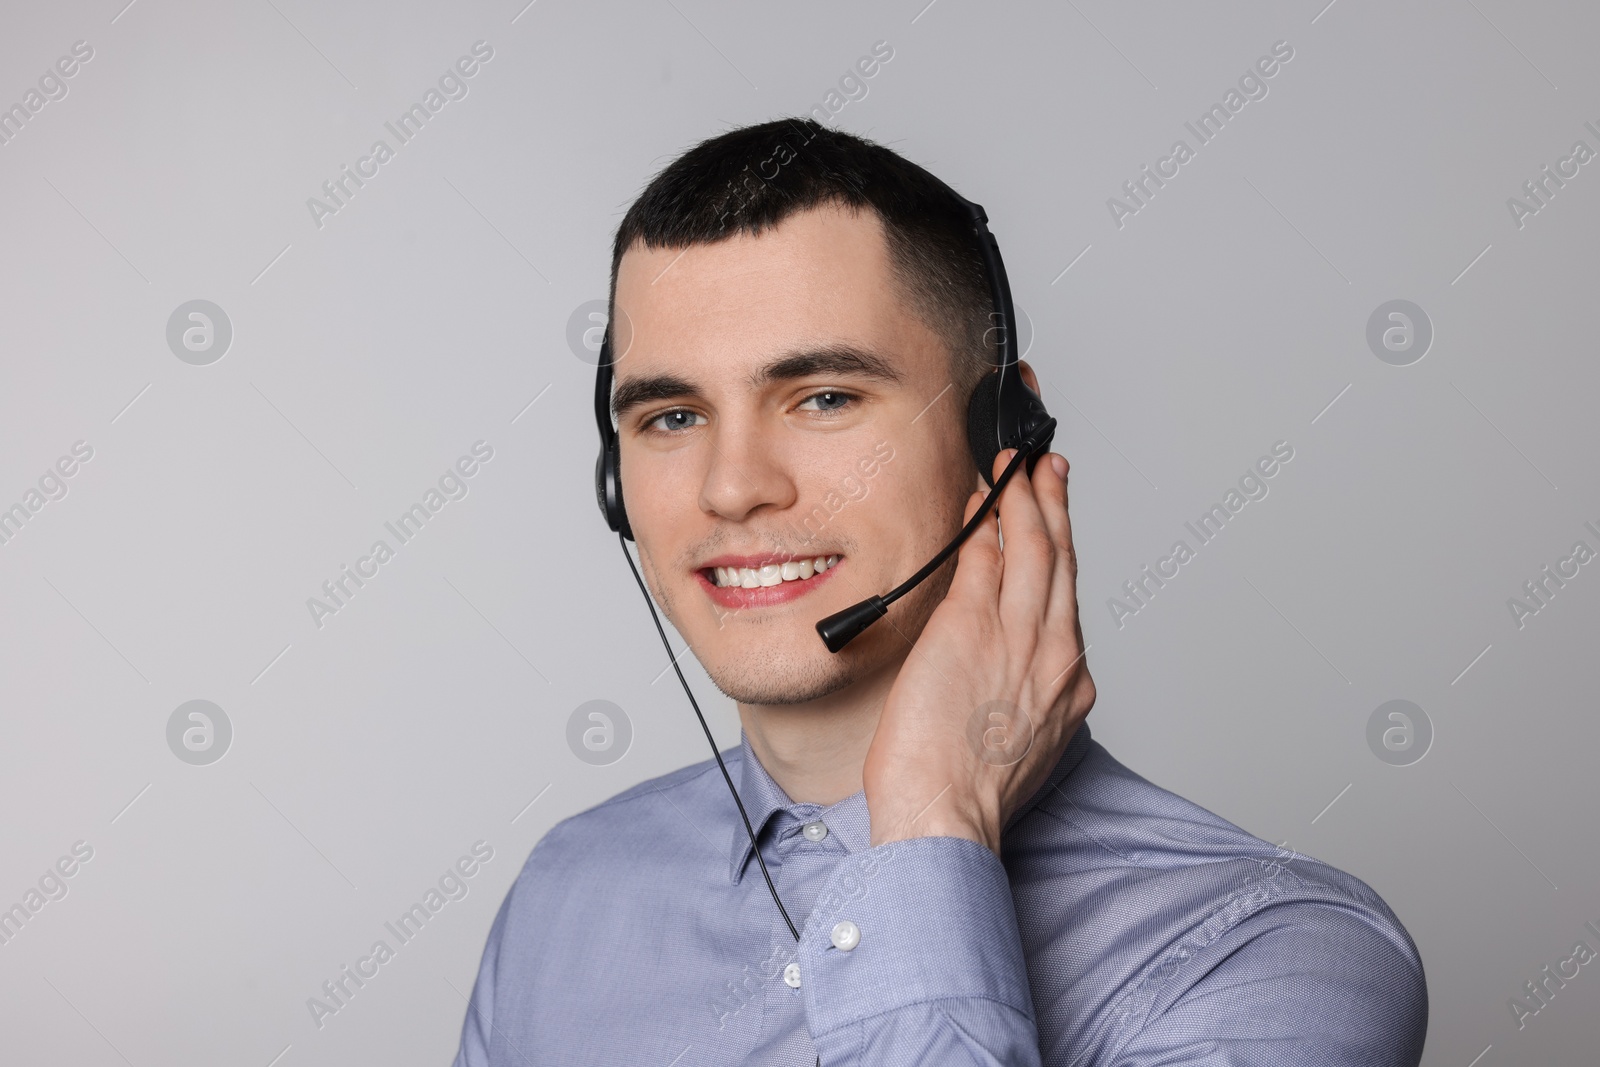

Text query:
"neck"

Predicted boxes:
[[737, 652, 903, 807]]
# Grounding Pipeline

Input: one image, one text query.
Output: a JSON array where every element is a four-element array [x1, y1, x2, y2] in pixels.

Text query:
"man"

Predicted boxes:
[[454, 119, 1427, 1066]]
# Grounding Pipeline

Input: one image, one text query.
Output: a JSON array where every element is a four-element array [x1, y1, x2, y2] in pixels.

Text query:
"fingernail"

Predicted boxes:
[[1050, 453, 1067, 478]]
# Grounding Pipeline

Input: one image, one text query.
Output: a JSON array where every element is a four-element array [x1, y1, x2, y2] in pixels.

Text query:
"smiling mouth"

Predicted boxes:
[[705, 554, 842, 589]]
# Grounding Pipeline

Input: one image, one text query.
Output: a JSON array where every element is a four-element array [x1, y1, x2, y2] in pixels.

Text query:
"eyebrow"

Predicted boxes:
[[609, 343, 904, 425]]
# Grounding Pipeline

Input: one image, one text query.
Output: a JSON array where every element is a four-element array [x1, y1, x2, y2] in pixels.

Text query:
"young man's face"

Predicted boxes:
[[610, 202, 983, 705]]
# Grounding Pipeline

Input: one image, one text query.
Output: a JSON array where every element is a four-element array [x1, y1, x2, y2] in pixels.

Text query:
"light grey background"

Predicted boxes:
[[1, 1, 1595, 1064]]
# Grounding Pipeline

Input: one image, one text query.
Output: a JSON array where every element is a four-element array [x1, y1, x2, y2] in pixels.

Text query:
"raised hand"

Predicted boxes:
[[864, 447, 1097, 853]]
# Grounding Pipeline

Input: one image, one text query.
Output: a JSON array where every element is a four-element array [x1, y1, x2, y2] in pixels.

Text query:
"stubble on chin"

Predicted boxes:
[[704, 647, 857, 706]]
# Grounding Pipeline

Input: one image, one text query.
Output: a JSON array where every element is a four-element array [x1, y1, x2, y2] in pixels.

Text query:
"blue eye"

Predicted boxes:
[[645, 409, 704, 434], [799, 391, 856, 413]]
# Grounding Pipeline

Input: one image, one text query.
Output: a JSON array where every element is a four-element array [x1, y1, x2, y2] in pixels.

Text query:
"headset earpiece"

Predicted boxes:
[[966, 369, 1002, 488], [593, 336, 635, 541], [596, 435, 632, 541], [966, 365, 1055, 489]]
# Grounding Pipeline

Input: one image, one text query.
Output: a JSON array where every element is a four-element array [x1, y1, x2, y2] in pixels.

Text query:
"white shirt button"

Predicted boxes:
[[802, 820, 828, 842], [830, 919, 860, 951], [783, 962, 802, 988]]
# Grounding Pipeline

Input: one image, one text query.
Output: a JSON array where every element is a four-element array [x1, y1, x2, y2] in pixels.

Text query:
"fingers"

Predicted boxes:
[[946, 483, 1002, 615], [991, 448, 1055, 630], [1033, 452, 1080, 635], [948, 447, 1081, 656]]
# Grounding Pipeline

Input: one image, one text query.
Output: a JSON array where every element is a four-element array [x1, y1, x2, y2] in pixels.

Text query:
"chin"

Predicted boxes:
[[703, 650, 857, 706]]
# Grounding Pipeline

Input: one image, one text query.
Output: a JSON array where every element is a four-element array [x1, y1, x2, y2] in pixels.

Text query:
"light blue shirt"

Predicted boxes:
[[453, 723, 1427, 1065]]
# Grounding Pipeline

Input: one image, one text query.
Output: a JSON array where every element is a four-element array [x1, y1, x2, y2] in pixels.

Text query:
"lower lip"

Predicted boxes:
[[696, 560, 844, 610]]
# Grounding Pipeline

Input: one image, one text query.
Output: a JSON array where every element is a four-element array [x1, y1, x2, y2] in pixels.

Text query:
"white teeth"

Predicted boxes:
[[711, 555, 842, 588]]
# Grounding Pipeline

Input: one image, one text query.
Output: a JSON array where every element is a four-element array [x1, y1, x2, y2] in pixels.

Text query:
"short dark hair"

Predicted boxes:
[[608, 118, 995, 395]]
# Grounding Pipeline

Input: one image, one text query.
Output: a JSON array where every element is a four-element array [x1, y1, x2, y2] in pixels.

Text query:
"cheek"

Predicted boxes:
[[623, 465, 696, 588], [622, 446, 694, 526], [857, 445, 964, 549]]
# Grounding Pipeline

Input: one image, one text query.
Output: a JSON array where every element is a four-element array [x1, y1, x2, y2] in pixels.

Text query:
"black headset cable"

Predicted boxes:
[[616, 534, 819, 1064], [616, 531, 803, 947]]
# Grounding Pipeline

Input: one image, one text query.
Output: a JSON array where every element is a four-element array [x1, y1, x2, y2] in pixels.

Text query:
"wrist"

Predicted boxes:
[[869, 808, 1000, 854]]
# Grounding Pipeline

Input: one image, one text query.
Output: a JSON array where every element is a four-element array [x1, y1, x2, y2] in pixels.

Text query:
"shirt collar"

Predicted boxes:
[[728, 721, 1094, 884]]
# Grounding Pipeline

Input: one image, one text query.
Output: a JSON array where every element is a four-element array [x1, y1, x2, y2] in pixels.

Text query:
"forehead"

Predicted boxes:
[[611, 203, 937, 387]]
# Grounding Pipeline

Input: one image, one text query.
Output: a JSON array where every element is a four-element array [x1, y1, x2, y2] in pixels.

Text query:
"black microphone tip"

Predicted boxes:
[[815, 596, 889, 653]]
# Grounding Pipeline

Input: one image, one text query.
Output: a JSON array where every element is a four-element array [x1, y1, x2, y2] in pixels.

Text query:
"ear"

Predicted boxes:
[[1017, 359, 1041, 395]]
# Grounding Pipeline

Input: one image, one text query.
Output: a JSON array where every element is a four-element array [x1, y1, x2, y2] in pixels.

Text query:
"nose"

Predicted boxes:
[[698, 417, 797, 525]]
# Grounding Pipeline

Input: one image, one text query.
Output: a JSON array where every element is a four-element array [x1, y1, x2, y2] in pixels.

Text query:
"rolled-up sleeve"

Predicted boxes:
[[799, 836, 1043, 1066]]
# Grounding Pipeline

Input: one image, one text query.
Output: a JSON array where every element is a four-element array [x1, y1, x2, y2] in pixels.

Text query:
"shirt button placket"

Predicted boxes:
[[754, 814, 835, 1062]]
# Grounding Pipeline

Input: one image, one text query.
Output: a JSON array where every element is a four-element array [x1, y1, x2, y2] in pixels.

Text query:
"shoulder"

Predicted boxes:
[[1021, 738, 1405, 919], [456, 748, 749, 1054], [1014, 739, 1428, 1065], [505, 746, 738, 896], [473, 747, 743, 982]]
